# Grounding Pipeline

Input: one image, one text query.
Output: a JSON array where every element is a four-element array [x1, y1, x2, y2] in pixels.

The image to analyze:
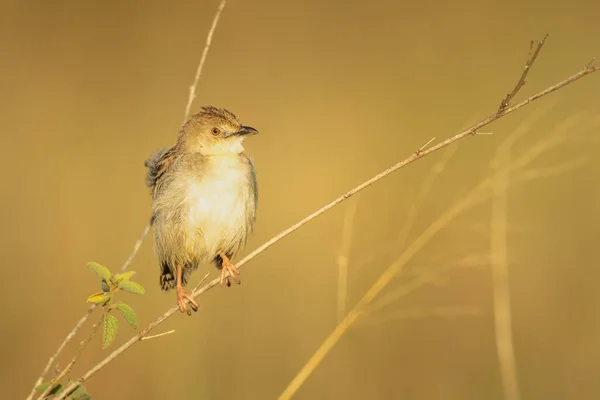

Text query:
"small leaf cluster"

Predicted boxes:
[[86, 262, 145, 349], [35, 381, 91, 400]]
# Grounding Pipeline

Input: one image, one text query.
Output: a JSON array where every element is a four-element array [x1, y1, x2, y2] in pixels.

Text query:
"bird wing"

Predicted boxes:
[[144, 146, 181, 198]]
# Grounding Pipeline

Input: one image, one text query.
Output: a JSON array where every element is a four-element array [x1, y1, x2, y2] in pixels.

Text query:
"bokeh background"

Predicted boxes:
[[2, 0, 600, 399]]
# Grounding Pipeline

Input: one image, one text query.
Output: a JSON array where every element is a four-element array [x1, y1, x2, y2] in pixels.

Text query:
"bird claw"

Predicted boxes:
[[176, 289, 199, 316], [220, 260, 241, 287]]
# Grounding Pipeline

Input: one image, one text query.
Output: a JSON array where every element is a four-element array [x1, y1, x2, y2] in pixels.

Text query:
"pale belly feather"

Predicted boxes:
[[182, 156, 253, 261]]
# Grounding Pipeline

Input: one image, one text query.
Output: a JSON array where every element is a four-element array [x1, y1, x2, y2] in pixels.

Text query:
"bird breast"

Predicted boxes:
[[184, 154, 255, 259]]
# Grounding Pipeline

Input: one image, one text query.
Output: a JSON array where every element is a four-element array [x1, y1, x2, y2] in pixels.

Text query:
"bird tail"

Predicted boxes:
[[160, 262, 176, 291], [160, 262, 192, 291]]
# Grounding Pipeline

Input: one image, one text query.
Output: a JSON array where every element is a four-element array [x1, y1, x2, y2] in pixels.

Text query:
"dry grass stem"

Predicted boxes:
[[336, 201, 358, 322], [396, 144, 458, 248], [491, 138, 520, 400], [363, 306, 482, 325]]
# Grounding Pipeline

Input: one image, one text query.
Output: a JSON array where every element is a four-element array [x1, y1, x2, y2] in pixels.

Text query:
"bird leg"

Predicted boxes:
[[219, 252, 241, 287], [176, 263, 198, 315]]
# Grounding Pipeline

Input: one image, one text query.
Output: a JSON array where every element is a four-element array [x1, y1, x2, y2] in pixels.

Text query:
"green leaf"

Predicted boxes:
[[35, 381, 63, 395], [68, 382, 92, 400], [114, 271, 136, 283], [72, 393, 92, 400], [87, 292, 111, 305], [87, 262, 112, 281], [102, 313, 118, 349], [117, 279, 145, 295], [101, 279, 111, 293], [114, 302, 137, 329], [35, 382, 50, 392]]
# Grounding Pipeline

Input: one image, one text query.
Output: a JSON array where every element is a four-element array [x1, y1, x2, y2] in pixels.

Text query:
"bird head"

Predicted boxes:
[[178, 106, 259, 155]]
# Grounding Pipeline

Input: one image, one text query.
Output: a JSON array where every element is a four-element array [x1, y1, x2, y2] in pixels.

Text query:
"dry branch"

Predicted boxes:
[[499, 34, 548, 111]]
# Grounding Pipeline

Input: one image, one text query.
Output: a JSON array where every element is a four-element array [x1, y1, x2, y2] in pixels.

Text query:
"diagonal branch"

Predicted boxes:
[[56, 56, 600, 399]]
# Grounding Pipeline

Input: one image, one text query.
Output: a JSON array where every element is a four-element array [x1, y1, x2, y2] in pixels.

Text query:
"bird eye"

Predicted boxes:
[[211, 127, 221, 136]]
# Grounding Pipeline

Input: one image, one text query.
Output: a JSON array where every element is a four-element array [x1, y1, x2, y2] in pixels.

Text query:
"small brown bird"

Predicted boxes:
[[144, 106, 258, 315]]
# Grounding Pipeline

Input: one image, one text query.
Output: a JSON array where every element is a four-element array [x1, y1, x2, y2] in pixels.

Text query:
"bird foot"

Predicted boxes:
[[220, 259, 241, 287], [176, 287, 199, 316]]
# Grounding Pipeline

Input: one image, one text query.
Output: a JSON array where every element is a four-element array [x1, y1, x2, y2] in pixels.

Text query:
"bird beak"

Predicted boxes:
[[229, 126, 259, 137]]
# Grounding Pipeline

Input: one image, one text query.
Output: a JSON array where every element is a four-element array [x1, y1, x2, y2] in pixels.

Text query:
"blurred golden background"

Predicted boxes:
[[2, 0, 600, 399]]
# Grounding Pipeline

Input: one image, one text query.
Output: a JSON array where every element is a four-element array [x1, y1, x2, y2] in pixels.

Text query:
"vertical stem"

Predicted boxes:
[[491, 145, 520, 400], [336, 201, 357, 322]]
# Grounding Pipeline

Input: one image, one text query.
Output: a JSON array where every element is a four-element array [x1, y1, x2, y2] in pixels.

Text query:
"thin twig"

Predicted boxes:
[[57, 60, 600, 399], [119, 216, 154, 274], [499, 34, 549, 112], [336, 201, 358, 322], [141, 330, 176, 341], [36, 322, 101, 400], [191, 271, 211, 293], [491, 136, 520, 400], [416, 137, 436, 154], [183, 0, 227, 123]]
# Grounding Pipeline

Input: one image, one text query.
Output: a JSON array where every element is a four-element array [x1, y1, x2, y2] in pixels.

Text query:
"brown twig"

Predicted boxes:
[[183, 0, 227, 123], [498, 34, 549, 112], [119, 216, 154, 274], [56, 57, 599, 399], [36, 322, 101, 400]]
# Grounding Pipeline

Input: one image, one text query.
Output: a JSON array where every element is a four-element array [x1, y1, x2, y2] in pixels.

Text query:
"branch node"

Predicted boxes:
[[415, 137, 436, 155]]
